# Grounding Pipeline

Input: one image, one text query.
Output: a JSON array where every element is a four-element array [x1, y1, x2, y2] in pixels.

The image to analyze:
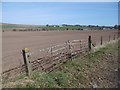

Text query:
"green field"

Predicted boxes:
[[1, 24, 105, 30], [0, 24, 24, 28]]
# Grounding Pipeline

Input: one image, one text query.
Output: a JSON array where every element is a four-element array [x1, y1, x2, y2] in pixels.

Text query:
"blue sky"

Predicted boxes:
[[2, 2, 118, 26]]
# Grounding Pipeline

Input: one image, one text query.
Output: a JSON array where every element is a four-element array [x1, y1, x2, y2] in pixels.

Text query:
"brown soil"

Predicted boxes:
[[2, 30, 118, 72]]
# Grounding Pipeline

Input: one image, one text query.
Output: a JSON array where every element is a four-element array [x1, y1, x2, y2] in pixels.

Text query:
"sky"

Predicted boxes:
[[2, 2, 118, 26], [1, 0, 120, 2]]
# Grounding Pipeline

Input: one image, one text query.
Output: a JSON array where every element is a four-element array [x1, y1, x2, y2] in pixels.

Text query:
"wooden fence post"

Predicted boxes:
[[88, 36, 92, 51], [65, 41, 68, 54], [117, 34, 118, 40], [68, 40, 72, 60], [114, 34, 115, 40], [109, 35, 110, 42], [101, 36, 103, 45], [22, 48, 32, 77], [50, 47, 53, 56], [79, 40, 82, 50]]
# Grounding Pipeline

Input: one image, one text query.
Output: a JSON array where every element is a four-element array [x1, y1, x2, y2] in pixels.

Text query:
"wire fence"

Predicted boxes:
[[2, 34, 119, 78]]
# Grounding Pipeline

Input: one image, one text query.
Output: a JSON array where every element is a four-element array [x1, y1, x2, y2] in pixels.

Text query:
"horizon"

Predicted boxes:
[[1, 23, 116, 27], [2, 2, 118, 26]]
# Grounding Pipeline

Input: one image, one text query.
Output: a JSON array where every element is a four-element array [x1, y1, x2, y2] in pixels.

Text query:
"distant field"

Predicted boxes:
[[0, 24, 24, 28], [1, 23, 113, 31], [2, 30, 118, 72], [1, 25, 23, 28]]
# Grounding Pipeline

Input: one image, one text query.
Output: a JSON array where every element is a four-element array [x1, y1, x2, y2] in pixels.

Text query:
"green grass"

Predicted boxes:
[[45, 26, 82, 30], [3, 40, 119, 88], [1, 25, 24, 28], [1, 24, 82, 30]]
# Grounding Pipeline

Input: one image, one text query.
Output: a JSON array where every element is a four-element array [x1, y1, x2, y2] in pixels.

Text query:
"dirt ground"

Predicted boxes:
[[2, 30, 118, 72], [2, 39, 118, 88]]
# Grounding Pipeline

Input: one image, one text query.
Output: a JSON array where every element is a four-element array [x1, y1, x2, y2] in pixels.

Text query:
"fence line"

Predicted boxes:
[[2, 34, 119, 78]]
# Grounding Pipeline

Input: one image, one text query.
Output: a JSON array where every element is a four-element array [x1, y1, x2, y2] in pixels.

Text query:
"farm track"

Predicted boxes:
[[2, 30, 118, 72]]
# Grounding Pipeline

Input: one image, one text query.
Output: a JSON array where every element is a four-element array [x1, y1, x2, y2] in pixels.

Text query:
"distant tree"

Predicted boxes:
[[100, 27, 103, 30], [62, 24, 67, 27], [56, 25, 59, 27], [118, 25, 120, 30], [66, 28, 69, 30], [42, 28, 45, 31], [75, 25, 80, 27], [46, 24, 49, 27], [88, 25, 91, 27], [13, 29, 16, 31], [114, 25, 118, 29]]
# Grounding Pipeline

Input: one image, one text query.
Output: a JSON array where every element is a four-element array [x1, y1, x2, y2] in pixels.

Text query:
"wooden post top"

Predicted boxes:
[[23, 48, 30, 53]]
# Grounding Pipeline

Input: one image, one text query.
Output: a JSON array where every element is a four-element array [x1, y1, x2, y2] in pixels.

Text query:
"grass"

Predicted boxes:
[[1, 25, 24, 28], [3, 40, 119, 88], [1, 24, 103, 31]]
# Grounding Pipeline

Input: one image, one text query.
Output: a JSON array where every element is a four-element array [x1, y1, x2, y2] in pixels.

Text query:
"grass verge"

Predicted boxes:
[[3, 40, 119, 88]]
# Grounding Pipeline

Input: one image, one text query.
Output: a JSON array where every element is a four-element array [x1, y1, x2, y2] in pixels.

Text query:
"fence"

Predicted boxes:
[[2, 34, 119, 78]]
